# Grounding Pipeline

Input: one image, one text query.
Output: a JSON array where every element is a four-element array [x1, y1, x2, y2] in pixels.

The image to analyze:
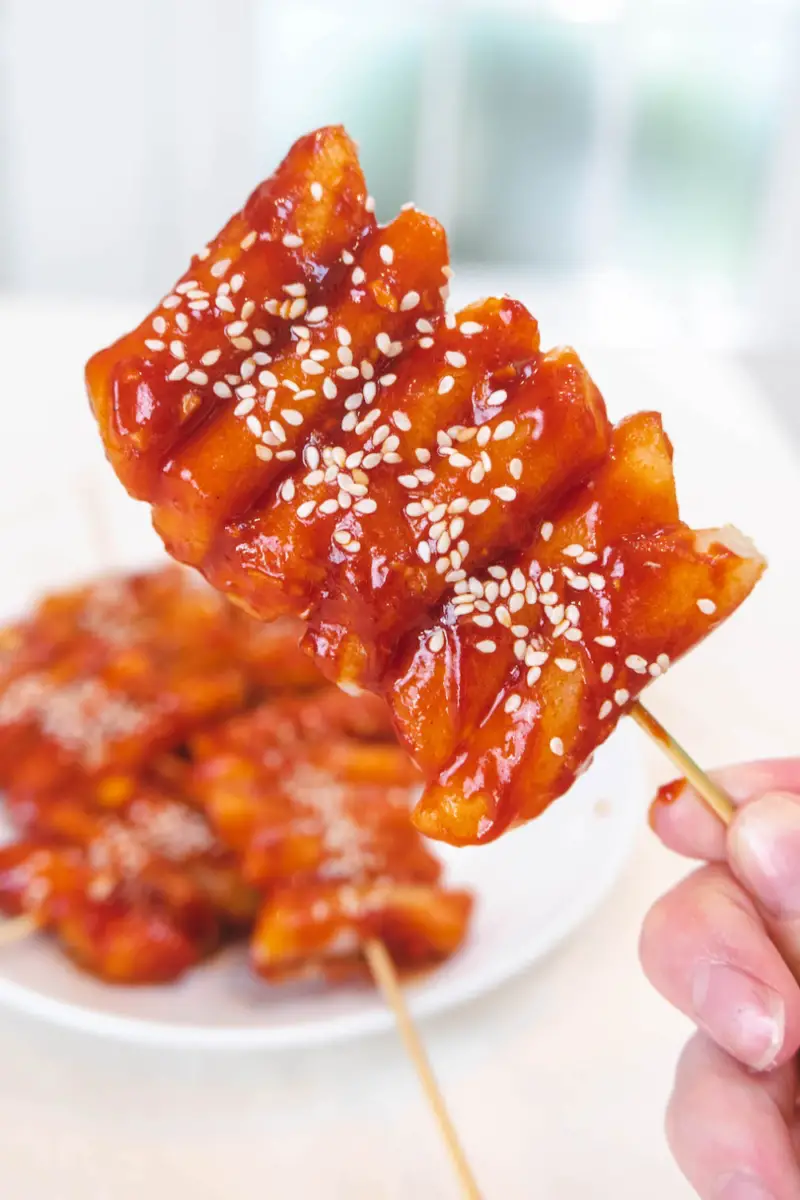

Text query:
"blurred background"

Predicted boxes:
[[1, 0, 798, 438]]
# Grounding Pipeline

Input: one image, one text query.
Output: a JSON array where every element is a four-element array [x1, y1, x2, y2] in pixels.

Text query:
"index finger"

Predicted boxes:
[[649, 759, 800, 861]]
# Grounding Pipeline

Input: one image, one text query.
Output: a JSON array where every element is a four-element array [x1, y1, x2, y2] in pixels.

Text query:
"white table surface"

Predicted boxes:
[[0, 294, 798, 1199]]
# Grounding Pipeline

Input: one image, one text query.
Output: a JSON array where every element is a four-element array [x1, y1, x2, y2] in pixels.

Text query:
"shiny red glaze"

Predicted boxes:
[[86, 127, 765, 847], [251, 880, 473, 983]]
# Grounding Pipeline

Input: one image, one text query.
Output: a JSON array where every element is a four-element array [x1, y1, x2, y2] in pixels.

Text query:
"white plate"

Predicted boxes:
[[0, 726, 644, 1048]]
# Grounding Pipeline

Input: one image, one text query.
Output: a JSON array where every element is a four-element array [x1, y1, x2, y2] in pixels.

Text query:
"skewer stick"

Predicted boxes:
[[630, 701, 735, 826], [0, 914, 38, 947], [363, 937, 482, 1200]]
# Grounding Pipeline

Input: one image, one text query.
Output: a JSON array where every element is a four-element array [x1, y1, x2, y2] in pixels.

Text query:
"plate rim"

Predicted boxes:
[[0, 729, 644, 1050]]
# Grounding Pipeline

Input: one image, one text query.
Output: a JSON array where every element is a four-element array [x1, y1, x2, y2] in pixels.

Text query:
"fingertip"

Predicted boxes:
[[650, 782, 728, 861]]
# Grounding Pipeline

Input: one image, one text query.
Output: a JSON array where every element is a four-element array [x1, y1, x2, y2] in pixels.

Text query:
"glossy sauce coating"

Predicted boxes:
[[0, 567, 320, 799], [190, 689, 472, 979], [86, 126, 765, 846]]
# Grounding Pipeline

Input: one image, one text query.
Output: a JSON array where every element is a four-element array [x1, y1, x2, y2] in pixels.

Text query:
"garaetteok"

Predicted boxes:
[[87, 125, 765, 846]]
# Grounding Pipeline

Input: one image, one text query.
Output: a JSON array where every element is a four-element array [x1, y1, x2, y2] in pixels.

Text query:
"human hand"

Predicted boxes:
[[641, 760, 800, 1199]]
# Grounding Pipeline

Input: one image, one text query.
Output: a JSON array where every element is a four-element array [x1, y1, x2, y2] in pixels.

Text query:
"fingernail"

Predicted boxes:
[[648, 779, 685, 830], [692, 961, 784, 1071], [716, 1171, 775, 1199], [729, 791, 800, 918]]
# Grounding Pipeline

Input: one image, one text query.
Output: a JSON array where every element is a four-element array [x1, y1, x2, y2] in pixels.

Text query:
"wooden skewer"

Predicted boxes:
[[363, 938, 482, 1200], [629, 701, 736, 825]]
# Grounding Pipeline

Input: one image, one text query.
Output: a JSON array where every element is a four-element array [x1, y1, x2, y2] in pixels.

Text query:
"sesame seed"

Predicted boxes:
[[541, 522, 554, 541], [269, 420, 286, 442], [255, 444, 272, 460], [231, 274, 244, 293], [614, 689, 630, 706], [333, 530, 351, 546], [468, 499, 490, 516], [527, 666, 542, 686], [446, 351, 467, 368], [625, 655, 648, 674], [306, 306, 329, 324], [201, 349, 221, 366], [589, 574, 606, 590], [301, 359, 324, 375], [186, 370, 208, 385], [697, 598, 716, 615], [550, 737, 565, 756], [365, 195, 376, 212], [280, 409, 303, 426], [217, 295, 236, 314], [399, 475, 419, 489], [555, 658, 576, 673], [417, 541, 431, 563], [310, 181, 323, 201], [144, 339, 165, 352], [283, 233, 303, 248], [476, 426, 492, 446], [449, 453, 471, 469], [352, 267, 366, 285], [494, 486, 516, 502], [600, 663, 614, 683], [210, 259, 231, 278], [657, 653, 670, 670], [232, 337, 253, 351], [488, 390, 508, 407], [253, 329, 272, 346], [163, 294, 181, 308], [567, 576, 590, 591], [341, 250, 354, 265], [553, 619, 571, 638], [241, 230, 257, 249], [476, 640, 496, 654], [428, 629, 445, 653], [505, 694, 522, 715], [169, 339, 185, 359], [322, 377, 338, 400], [213, 381, 232, 399], [319, 499, 339, 515], [594, 635, 616, 647], [379, 244, 394, 265], [259, 370, 278, 388], [460, 321, 483, 335], [297, 500, 316, 518], [246, 414, 263, 437], [509, 458, 522, 480], [599, 701, 613, 720], [415, 468, 434, 484], [563, 544, 585, 558], [168, 362, 189, 381], [577, 551, 598, 566]]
